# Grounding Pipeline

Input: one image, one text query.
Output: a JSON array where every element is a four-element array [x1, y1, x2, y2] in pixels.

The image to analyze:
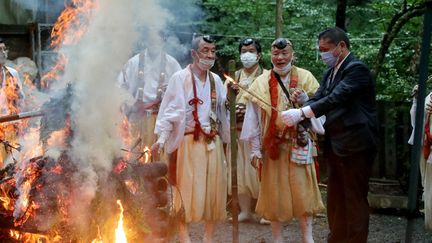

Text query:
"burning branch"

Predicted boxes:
[[223, 74, 282, 112]]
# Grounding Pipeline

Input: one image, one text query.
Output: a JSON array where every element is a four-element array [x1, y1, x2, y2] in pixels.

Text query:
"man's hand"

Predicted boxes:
[[290, 88, 308, 105], [281, 108, 303, 126], [427, 94, 432, 114], [151, 141, 164, 155], [411, 84, 418, 98], [251, 156, 263, 169], [227, 81, 240, 95]]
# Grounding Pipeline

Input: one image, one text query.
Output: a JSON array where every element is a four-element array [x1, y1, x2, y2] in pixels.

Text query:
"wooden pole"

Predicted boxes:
[[275, 0, 283, 38], [405, 0, 432, 241], [228, 59, 239, 243]]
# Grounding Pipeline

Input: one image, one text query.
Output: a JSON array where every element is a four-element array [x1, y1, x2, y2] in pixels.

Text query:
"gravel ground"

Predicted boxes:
[[183, 186, 432, 243], [187, 212, 431, 243]]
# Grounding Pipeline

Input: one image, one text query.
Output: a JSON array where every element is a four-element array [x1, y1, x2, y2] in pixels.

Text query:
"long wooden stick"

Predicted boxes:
[[224, 75, 281, 112], [227, 61, 239, 243]]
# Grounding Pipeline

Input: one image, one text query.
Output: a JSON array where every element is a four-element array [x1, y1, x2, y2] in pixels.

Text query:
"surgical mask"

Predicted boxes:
[[272, 61, 292, 76], [320, 44, 340, 67], [198, 58, 215, 70], [240, 52, 258, 68]]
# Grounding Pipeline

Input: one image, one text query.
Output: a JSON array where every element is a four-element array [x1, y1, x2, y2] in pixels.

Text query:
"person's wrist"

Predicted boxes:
[[300, 108, 305, 120]]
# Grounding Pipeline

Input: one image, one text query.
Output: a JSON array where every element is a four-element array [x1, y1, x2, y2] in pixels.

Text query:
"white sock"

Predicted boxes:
[[238, 193, 252, 220]]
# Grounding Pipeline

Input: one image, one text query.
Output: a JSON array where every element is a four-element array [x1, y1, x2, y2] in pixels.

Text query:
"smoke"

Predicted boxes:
[[8, 0, 200, 233], [51, 0, 192, 228]]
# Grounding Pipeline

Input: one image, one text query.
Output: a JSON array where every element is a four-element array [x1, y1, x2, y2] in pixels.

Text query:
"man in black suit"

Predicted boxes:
[[281, 27, 378, 243]]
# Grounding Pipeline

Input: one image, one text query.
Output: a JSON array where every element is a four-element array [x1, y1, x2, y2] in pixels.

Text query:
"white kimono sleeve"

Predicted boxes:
[[154, 70, 186, 153], [215, 75, 230, 144], [240, 101, 262, 158]]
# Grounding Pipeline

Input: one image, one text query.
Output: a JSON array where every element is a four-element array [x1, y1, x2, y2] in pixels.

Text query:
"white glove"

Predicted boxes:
[[281, 108, 303, 127]]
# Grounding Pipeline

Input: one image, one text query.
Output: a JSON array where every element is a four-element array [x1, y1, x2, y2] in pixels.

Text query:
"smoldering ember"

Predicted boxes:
[[0, 0, 431, 243]]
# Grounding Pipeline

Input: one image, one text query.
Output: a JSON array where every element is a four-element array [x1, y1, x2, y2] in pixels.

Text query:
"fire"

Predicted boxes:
[[143, 146, 151, 163], [13, 162, 40, 226], [9, 230, 62, 242], [50, 0, 96, 48], [91, 227, 103, 243], [0, 184, 14, 211], [40, 54, 67, 89], [223, 73, 236, 84], [0, 73, 23, 166], [42, 0, 96, 89], [115, 200, 128, 243]]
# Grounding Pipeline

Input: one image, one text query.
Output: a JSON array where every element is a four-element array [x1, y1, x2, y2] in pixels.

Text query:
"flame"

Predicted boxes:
[[91, 227, 104, 243], [9, 230, 62, 242], [41, 0, 96, 89], [0, 184, 14, 211], [124, 180, 138, 195], [0, 73, 23, 166], [50, 0, 96, 48], [223, 74, 236, 84], [13, 162, 40, 226], [40, 54, 67, 89], [143, 146, 151, 163], [115, 200, 128, 243]]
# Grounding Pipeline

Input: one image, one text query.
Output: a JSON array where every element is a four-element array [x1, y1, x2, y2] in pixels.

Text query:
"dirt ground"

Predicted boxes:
[[183, 186, 432, 243], [186, 212, 431, 243]]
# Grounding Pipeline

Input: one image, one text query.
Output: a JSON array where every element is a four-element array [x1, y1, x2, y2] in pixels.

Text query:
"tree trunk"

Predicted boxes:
[[336, 0, 347, 31], [275, 0, 283, 38]]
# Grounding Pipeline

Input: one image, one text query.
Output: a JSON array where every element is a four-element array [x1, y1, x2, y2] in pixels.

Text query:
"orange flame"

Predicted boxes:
[[40, 54, 67, 89], [0, 184, 14, 212], [14, 163, 40, 226], [9, 229, 62, 242], [143, 146, 151, 164], [115, 200, 128, 243], [50, 0, 96, 48], [223, 74, 236, 84]]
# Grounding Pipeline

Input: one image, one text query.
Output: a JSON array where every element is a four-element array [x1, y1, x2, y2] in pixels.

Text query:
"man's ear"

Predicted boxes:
[[191, 49, 198, 59], [340, 41, 347, 50]]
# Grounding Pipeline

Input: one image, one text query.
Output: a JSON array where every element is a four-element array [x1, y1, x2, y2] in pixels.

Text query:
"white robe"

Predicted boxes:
[[155, 66, 230, 153], [409, 95, 432, 230], [117, 49, 181, 103], [154, 66, 230, 222]]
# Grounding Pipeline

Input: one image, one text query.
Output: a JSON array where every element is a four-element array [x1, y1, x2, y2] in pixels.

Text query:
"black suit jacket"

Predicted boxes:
[[306, 53, 378, 157]]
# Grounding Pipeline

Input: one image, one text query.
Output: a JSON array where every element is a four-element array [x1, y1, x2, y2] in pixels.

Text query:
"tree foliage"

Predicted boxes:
[[166, 0, 430, 102]]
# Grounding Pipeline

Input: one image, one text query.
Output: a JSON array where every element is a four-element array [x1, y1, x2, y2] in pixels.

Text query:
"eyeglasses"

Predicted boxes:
[[241, 38, 254, 46], [272, 38, 293, 49], [202, 35, 215, 43]]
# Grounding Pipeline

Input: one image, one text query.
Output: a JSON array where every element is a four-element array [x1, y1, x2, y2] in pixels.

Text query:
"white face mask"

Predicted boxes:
[[198, 58, 215, 70], [272, 61, 292, 76], [240, 52, 258, 68], [320, 44, 340, 67]]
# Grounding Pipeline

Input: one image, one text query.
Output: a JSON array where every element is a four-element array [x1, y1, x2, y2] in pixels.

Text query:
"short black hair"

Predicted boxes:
[[318, 27, 350, 49], [238, 38, 262, 53]]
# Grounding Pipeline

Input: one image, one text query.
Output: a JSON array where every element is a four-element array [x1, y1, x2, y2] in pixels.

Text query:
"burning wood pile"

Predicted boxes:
[[0, 0, 187, 241], [0, 85, 177, 242]]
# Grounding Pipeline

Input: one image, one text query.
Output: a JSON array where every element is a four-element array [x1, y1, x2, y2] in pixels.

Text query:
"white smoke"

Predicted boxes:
[[52, 0, 182, 226]]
